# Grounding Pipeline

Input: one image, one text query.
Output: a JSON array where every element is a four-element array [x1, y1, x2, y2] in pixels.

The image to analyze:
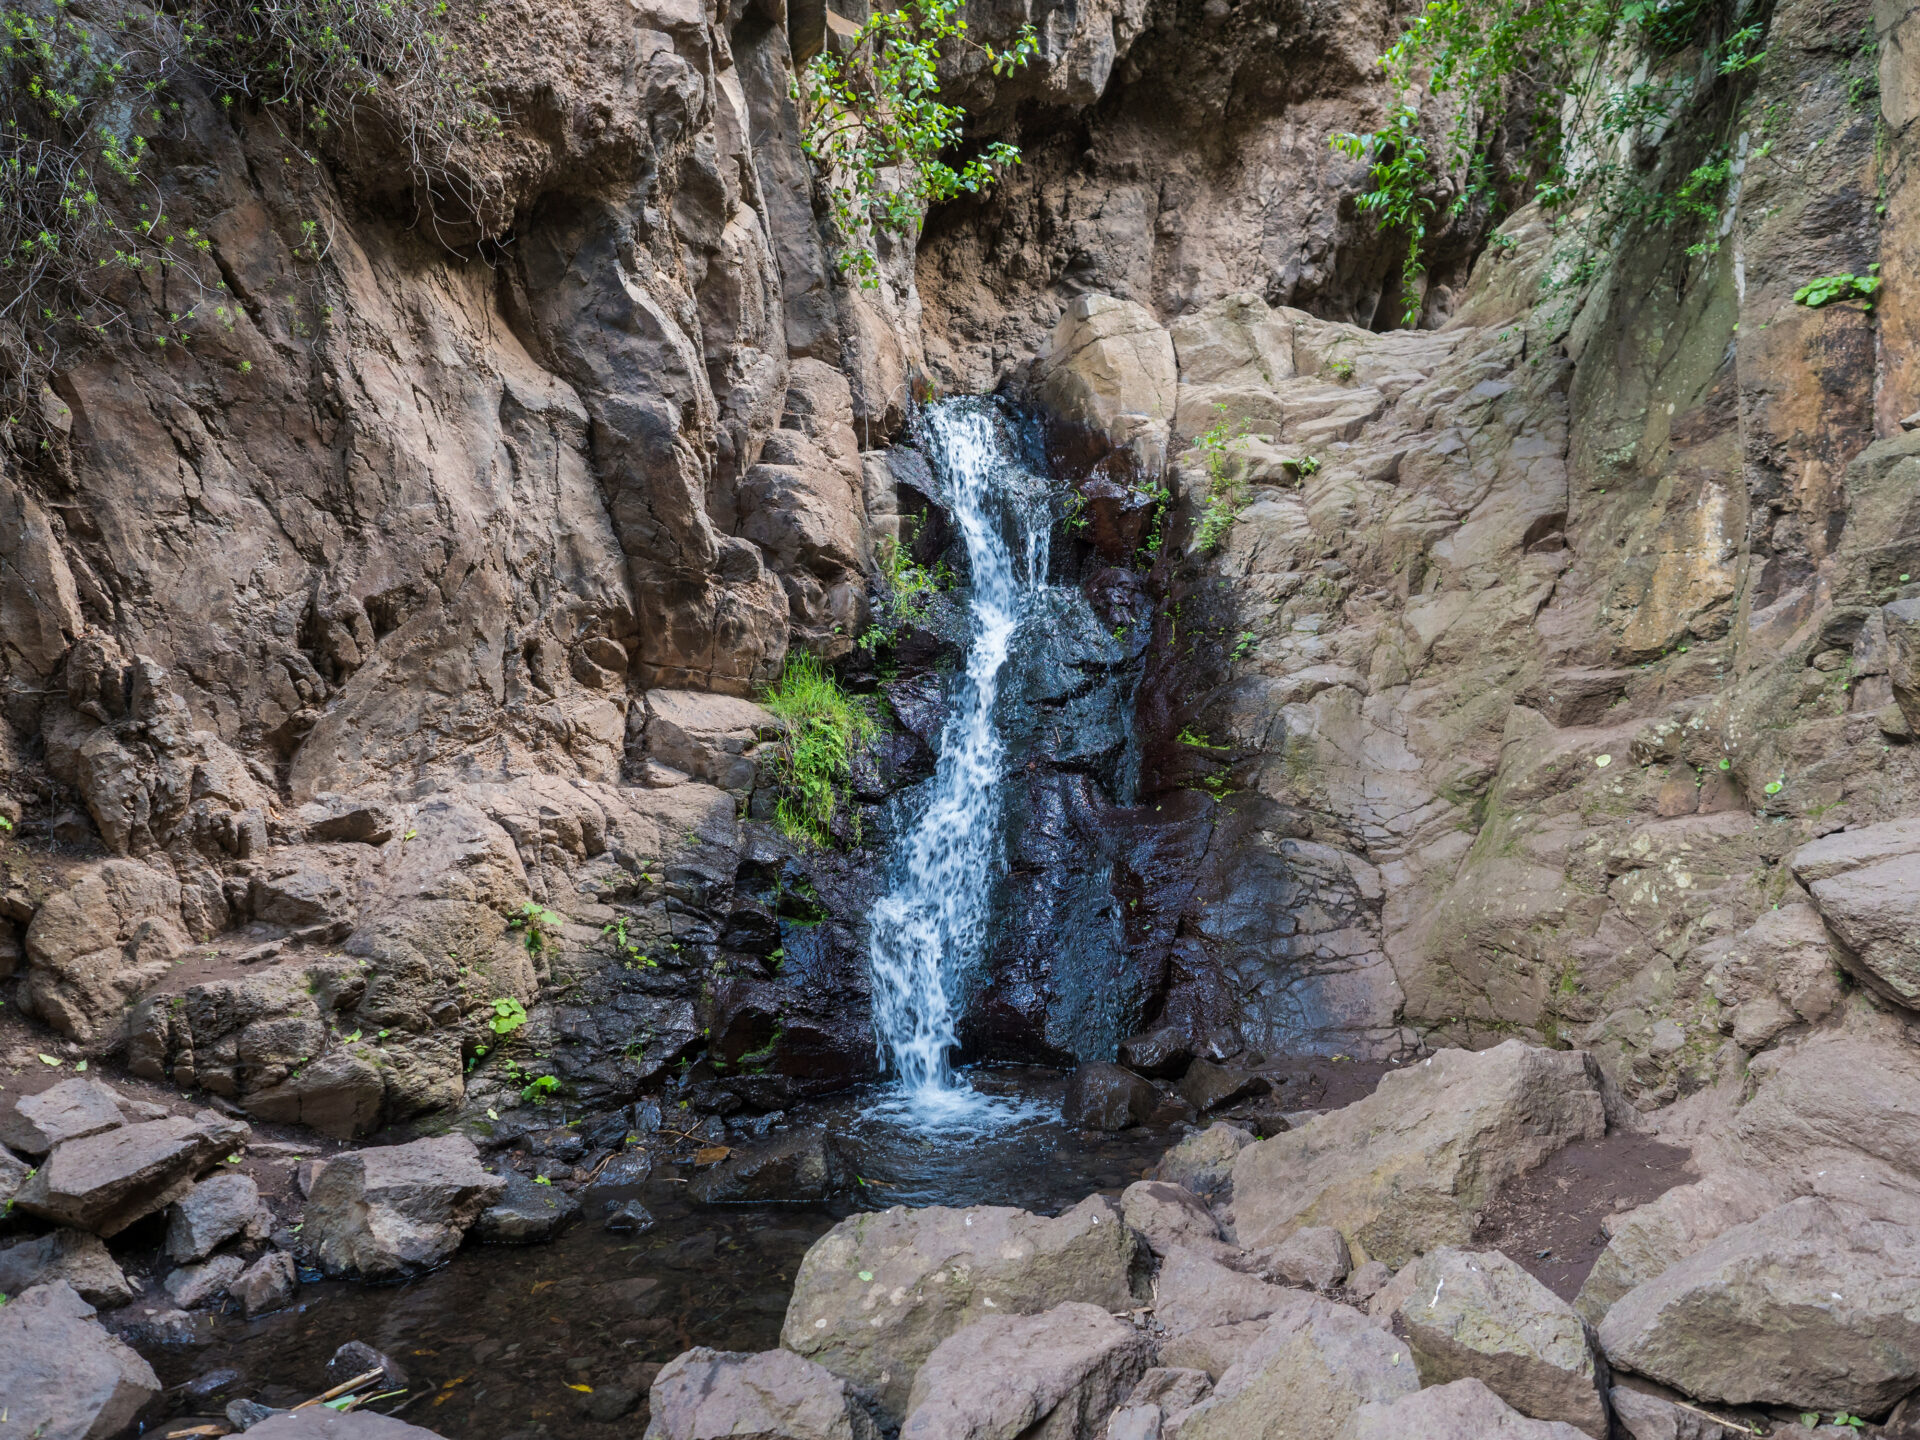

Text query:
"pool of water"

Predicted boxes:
[[137, 1068, 1181, 1438]]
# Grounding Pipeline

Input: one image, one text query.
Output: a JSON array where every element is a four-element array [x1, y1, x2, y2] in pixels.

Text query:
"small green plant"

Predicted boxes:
[[1178, 726, 1229, 751], [760, 652, 876, 847], [522, 1073, 560, 1103], [508, 902, 560, 957], [1325, 356, 1356, 382], [602, 916, 656, 969], [1192, 407, 1251, 552], [1289, 454, 1322, 478], [1230, 631, 1258, 662], [1794, 270, 1882, 310], [486, 997, 528, 1037], [0, 815, 12, 832]]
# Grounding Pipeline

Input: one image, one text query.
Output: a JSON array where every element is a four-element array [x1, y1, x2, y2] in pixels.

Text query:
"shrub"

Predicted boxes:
[[760, 652, 875, 847]]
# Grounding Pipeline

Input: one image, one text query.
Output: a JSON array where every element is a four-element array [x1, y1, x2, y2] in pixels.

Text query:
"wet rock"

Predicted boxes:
[[1177, 1060, 1270, 1114], [1153, 1122, 1254, 1198], [1232, 1043, 1606, 1266], [329, 1341, 410, 1390], [231, 1251, 299, 1316], [15, 1110, 250, 1235], [1172, 1291, 1419, 1440], [1117, 1027, 1194, 1080], [902, 1302, 1152, 1440], [1154, 1245, 1305, 1337], [0, 1077, 127, 1156], [605, 1199, 656, 1233], [1789, 818, 1920, 1010], [1064, 1062, 1159, 1131], [473, 1170, 582, 1243], [166, 1252, 246, 1307], [246, 1409, 448, 1437], [304, 1134, 506, 1279], [688, 1127, 850, 1205], [1397, 1248, 1608, 1438], [782, 1195, 1140, 1418], [166, 1171, 268, 1262], [646, 1346, 881, 1440], [578, 1383, 640, 1422], [0, 1281, 161, 1440], [1350, 1377, 1595, 1440], [1259, 1226, 1350, 1290], [227, 1398, 287, 1430], [0, 1228, 133, 1307], [1118, 1180, 1224, 1259], [1596, 1197, 1920, 1412]]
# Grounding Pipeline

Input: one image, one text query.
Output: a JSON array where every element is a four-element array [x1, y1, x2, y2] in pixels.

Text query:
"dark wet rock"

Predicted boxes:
[[0, 1281, 161, 1440], [166, 1253, 246, 1307], [1118, 1180, 1225, 1260], [0, 1227, 133, 1307], [227, 1397, 287, 1430], [185, 1366, 242, 1397], [1117, 1026, 1193, 1079], [1177, 1059, 1270, 1114], [473, 1170, 583, 1243], [329, 1340, 410, 1390], [0, 1077, 127, 1156], [589, 1148, 652, 1190], [604, 1199, 657, 1233], [166, 1171, 267, 1262], [518, 1125, 589, 1164], [231, 1251, 299, 1316], [1062, 1061, 1158, 1131], [647, 1347, 882, 1440], [15, 1110, 250, 1235], [304, 1134, 506, 1279], [1153, 1122, 1254, 1198], [578, 1383, 641, 1421], [689, 1128, 851, 1206]]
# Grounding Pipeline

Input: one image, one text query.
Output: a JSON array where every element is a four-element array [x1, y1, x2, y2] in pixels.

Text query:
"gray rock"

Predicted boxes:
[[1064, 1062, 1159, 1131], [15, 1110, 250, 1235], [1790, 818, 1920, 1010], [472, 1170, 582, 1243], [244, 1409, 450, 1438], [1118, 1180, 1225, 1260], [1, 1143, 30, 1208], [1260, 1226, 1349, 1290], [1154, 1123, 1254, 1198], [0, 1078, 127, 1156], [1345, 1259, 1392, 1302], [1350, 1378, 1596, 1440], [782, 1195, 1140, 1419], [1155, 1319, 1274, 1380], [304, 1134, 506, 1279], [166, 1252, 247, 1307], [1177, 1060, 1270, 1114], [1154, 1244, 1304, 1337], [1397, 1247, 1607, 1438], [605, 1198, 656, 1233], [328, 1341, 409, 1389], [227, 1398, 288, 1430], [166, 1171, 267, 1261], [644, 1346, 881, 1440], [688, 1128, 850, 1205], [0, 1227, 133, 1307], [1107, 1368, 1213, 1436], [1608, 1385, 1745, 1440], [902, 1302, 1153, 1440], [231, 1250, 299, 1315], [1597, 1196, 1920, 1412], [0, 1280, 161, 1440], [1883, 597, 1920, 731]]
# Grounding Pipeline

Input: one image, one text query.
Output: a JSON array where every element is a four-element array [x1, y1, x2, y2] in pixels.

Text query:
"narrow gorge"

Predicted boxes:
[[3, 0, 1920, 1437]]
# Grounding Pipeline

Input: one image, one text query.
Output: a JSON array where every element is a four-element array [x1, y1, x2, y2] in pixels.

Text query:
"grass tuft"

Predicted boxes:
[[760, 652, 875, 847]]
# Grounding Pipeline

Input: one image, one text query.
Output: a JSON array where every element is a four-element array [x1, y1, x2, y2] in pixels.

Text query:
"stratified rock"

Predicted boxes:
[[166, 1253, 246, 1307], [782, 1196, 1139, 1418], [472, 1171, 582, 1243], [902, 1302, 1152, 1440], [231, 1251, 299, 1316], [1173, 1291, 1418, 1440], [1154, 1123, 1254, 1198], [1177, 1060, 1270, 1114], [1118, 1180, 1224, 1259], [1117, 1027, 1194, 1080], [15, 1111, 249, 1235], [1597, 1197, 1920, 1412], [1260, 1226, 1350, 1290], [645, 1347, 880, 1440], [0, 1280, 161, 1439], [1397, 1248, 1607, 1438], [0, 1078, 127, 1156], [1789, 818, 1920, 1009], [1350, 1378, 1595, 1440], [1232, 1042, 1606, 1266], [304, 1134, 506, 1279], [0, 1228, 133, 1307], [688, 1128, 850, 1205], [1064, 1062, 1159, 1131], [1154, 1245, 1305, 1337], [166, 1171, 267, 1262]]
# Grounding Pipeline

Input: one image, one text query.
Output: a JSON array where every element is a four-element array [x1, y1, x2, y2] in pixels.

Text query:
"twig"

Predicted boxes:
[[1666, 1397, 1762, 1435], [292, 1367, 384, 1410]]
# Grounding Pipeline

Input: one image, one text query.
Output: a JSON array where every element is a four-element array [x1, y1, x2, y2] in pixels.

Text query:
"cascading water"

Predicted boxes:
[[865, 398, 1053, 1126]]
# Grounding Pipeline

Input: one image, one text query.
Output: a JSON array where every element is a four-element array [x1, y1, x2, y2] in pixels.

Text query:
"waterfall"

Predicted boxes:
[[866, 398, 1052, 1127]]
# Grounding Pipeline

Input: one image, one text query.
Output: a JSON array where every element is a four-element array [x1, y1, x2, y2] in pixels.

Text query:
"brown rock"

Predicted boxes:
[[14, 1111, 249, 1236]]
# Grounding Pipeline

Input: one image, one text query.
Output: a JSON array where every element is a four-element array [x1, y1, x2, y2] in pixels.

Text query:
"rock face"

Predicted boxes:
[[1596, 1197, 1920, 1412], [1397, 1248, 1608, 1437], [0, 1281, 162, 1440], [304, 1134, 507, 1279], [644, 1347, 881, 1440], [781, 1196, 1140, 1417], [1231, 1043, 1607, 1265], [14, 1111, 249, 1236], [901, 1302, 1152, 1440], [1349, 1378, 1596, 1440]]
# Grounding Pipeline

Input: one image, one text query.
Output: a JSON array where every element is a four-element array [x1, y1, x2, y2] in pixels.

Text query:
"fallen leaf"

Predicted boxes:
[[36, 1054, 60, 1067], [694, 1145, 731, 1165], [566, 1384, 593, 1393], [530, 1280, 556, 1294]]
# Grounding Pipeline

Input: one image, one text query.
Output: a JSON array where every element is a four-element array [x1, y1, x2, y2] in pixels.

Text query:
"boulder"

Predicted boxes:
[[244, 1410, 450, 1438], [903, 1302, 1152, 1440], [1231, 1042, 1607, 1266], [1117, 1027, 1194, 1080], [1350, 1378, 1596, 1440], [1345, 1260, 1392, 1301], [0, 1280, 161, 1440], [1118, 1181, 1225, 1259], [1105, 1368, 1213, 1439], [1155, 1319, 1276, 1381], [1064, 1063, 1159, 1131], [472, 1170, 582, 1243], [1259, 1226, 1350, 1290], [0, 1228, 133, 1307], [1789, 818, 1920, 1009], [1396, 1248, 1608, 1437], [166, 1171, 267, 1262], [1172, 1291, 1419, 1440], [1154, 1123, 1254, 1198], [781, 1196, 1140, 1418], [688, 1128, 851, 1206], [1034, 295, 1178, 472], [606, 1198, 656, 1233], [644, 1347, 881, 1440], [328, 1341, 410, 1390], [231, 1250, 299, 1316], [1177, 1060, 1269, 1114], [1154, 1245, 1304, 1337], [304, 1134, 507, 1279], [1596, 1197, 1920, 1412], [165, 1252, 246, 1307], [0, 1078, 127, 1156], [1608, 1385, 1746, 1440], [20, 859, 190, 1043], [15, 1111, 249, 1235]]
